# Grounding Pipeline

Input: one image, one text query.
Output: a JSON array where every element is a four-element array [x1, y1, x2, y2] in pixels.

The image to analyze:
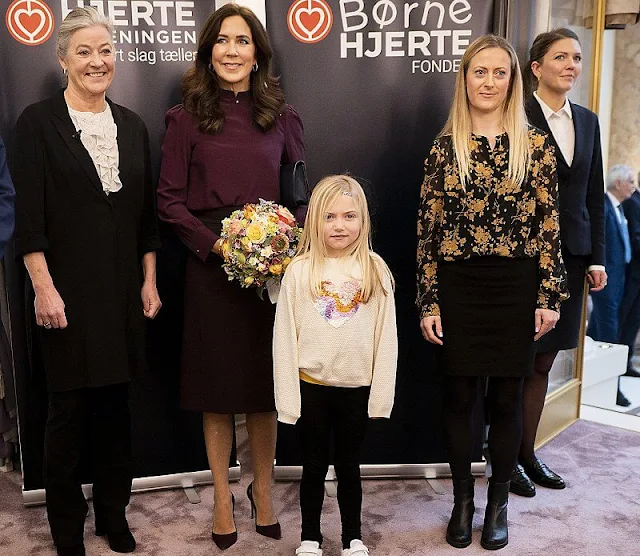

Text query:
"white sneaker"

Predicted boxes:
[[295, 540, 323, 555], [342, 539, 369, 556]]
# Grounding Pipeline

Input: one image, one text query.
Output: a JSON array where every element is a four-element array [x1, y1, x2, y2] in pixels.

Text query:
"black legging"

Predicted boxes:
[[444, 376, 523, 483], [298, 381, 370, 549]]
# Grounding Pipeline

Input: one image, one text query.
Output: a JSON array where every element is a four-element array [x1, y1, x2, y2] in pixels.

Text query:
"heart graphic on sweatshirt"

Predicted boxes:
[[315, 280, 363, 328]]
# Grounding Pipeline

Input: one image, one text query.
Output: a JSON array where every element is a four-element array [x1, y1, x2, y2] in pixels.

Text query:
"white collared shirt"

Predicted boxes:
[[534, 91, 574, 166]]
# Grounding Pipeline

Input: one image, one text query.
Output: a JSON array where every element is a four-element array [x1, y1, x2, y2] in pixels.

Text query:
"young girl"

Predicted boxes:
[[273, 175, 398, 556]]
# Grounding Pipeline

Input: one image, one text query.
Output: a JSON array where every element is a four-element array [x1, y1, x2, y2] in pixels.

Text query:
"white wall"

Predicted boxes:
[[599, 29, 616, 174]]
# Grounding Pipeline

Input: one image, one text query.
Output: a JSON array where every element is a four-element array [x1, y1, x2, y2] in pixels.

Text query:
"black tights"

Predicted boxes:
[[444, 376, 523, 483], [519, 350, 558, 465]]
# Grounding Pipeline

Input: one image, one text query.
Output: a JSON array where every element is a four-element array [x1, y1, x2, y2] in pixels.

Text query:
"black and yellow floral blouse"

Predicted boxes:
[[417, 128, 568, 318]]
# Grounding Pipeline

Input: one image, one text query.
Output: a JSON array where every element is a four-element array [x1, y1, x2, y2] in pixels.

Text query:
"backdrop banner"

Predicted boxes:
[[0, 0, 495, 494], [265, 0, 495, 468]]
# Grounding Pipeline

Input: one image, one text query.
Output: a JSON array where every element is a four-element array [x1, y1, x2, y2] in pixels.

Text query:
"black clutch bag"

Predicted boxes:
[[280, 160, 310, 208]]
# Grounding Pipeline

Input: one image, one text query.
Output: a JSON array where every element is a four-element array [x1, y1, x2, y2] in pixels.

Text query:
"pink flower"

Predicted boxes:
[[228, 220, 244, 235], [276, 207, 295, 226]]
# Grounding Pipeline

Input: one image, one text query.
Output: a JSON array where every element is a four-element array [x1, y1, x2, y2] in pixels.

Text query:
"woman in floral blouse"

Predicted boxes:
[[417, 35, 567, 551]]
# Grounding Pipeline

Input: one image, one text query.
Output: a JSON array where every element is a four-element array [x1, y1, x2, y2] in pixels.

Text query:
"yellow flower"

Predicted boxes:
[[219, 241, 230, 259], [244, 276, 254, 285], [269, 264, 283, 275], [246, 223, 267, 243], [241, 236, 253, 249]]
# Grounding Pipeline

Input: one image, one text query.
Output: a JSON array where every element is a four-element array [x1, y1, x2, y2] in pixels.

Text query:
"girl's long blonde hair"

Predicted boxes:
[[440, 34, 530, 189], [295, 175, 393, 302]]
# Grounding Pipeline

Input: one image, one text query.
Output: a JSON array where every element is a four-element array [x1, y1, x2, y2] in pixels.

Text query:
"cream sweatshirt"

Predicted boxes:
[[273, 254, 398, 425]]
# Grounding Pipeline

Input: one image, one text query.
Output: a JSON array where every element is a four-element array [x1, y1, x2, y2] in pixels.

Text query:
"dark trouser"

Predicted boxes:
[[444, 376, 523, 482], [298, 381, 369, 549], [44, 383, 133, 548], [618, 269, 640, 368]]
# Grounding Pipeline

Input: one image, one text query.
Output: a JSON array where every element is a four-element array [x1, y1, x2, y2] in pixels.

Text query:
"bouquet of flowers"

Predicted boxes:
[[220, 199, 301, 299]]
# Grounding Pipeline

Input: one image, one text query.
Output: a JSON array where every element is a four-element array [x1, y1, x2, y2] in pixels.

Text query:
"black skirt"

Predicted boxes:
[[438, 256, 538, 377], [535, 252, 587, 353], [180, 208, 277, 414]]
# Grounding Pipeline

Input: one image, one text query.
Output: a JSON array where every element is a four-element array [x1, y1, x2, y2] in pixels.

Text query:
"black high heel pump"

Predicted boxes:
[[211, 493, 237, 550], [246, 482, 282, 540]]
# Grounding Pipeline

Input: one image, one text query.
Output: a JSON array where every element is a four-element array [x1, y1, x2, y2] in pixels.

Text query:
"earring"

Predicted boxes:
[[207, 63, 215, 76], [252, 62, 259, 73], [63, 67, 67, 76]]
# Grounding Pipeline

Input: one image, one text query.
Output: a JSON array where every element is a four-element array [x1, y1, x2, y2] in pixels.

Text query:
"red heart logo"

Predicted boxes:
[[299, 11, 321, 34], [288, 0, 333, 44], [6, 0, 55, 46], [18, 12, 44, 35]]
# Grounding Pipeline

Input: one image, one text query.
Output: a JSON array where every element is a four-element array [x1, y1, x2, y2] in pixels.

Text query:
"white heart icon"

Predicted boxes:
[[295, 6, 325, 39], [14, 7, 47, 41]]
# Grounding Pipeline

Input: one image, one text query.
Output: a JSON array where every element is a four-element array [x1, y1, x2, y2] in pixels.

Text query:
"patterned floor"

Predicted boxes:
[[1, 419, 639, 555]]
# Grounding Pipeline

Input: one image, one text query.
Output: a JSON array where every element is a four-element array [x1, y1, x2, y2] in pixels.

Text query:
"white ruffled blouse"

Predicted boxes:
[[67, 103, 122, 195]]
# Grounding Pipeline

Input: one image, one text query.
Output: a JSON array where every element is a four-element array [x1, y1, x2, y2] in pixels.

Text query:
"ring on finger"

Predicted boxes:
[[43, 322, 52, 328]]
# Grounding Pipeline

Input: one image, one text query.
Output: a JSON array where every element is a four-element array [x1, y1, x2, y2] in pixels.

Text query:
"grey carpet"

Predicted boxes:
[[1, 419, 639, 555]]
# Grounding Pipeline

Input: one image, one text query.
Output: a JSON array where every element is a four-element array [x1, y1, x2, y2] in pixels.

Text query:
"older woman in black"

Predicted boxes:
[[511, 28, 607, 498], [11, 8, 161, 556], [418, 35, 567, 550]]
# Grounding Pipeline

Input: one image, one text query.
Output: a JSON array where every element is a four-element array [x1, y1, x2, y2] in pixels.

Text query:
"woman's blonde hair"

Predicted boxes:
[[295, 175, 392, 302], [440, 34, 530, 189]]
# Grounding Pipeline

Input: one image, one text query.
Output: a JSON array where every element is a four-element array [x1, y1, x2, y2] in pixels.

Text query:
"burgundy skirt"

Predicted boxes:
[[180, 209, 276, 414]]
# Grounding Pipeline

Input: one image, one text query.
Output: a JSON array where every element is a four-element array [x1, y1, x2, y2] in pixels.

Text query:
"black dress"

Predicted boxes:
[[417, 130, 568, 377], [157, 93, 305, 413]]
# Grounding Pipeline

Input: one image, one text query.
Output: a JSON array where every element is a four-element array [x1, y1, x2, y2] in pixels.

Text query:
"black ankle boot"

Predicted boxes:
[[96, 523, 136, 553], [446, 476, 475, 548], [481, 480, 509, 550]]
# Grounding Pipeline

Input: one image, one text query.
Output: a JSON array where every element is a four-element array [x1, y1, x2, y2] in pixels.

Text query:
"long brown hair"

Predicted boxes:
[[524, 28, 580, 97], [182, 4, 285, 134]]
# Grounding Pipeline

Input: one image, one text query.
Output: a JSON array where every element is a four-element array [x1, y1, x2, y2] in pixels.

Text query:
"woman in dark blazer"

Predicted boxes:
[[11, 8, 161, 556], [511, 28, 607, 498]]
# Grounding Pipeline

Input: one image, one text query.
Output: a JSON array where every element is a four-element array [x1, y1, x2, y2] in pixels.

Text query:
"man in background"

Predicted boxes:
[[587, 165, 636, 406], [618, 170, 640, 380]]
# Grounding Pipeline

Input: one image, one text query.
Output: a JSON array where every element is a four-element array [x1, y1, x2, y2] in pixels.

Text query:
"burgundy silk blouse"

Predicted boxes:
[[157, 89, 305, 261]]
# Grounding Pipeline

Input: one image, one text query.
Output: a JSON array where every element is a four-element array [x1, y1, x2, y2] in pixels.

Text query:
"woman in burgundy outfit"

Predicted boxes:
[[157, 5, 304, 550]]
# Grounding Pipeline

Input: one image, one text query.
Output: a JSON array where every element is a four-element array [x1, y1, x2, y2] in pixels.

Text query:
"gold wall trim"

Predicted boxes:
[[546, 378, 582, 403], [537, 380, 581, 449]]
